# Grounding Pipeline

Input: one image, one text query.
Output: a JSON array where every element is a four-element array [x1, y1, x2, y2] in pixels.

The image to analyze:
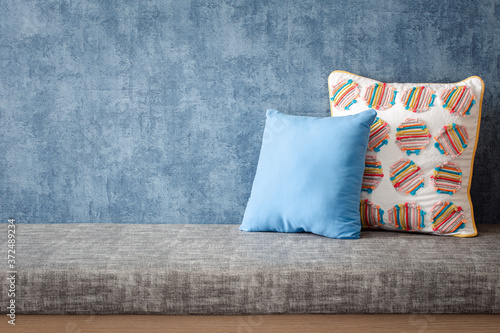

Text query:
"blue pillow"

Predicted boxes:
[[240, 109, 377, 239]]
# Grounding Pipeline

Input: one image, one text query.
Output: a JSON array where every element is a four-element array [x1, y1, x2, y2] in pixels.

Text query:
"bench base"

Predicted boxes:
[[2, 224, 499, 314], [4, 314, 500, 333]]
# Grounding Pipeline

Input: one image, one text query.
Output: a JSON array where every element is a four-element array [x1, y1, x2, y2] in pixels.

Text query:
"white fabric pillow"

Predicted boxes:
[[329, 71, 483, 237]]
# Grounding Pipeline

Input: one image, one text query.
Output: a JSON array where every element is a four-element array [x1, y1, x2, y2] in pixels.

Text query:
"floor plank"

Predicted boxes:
[[2, 314, 500, 333]]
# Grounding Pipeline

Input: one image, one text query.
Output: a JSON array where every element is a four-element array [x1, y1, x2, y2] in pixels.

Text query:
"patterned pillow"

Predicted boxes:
[[328, 71, 484, 237]]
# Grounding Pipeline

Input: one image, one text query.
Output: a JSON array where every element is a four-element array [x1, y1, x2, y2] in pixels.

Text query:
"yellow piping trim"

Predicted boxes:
[[328, 70, 483, 237]]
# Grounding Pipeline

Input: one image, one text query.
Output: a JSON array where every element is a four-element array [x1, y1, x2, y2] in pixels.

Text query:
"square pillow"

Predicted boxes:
[[240, 109, 377, 239], [328, 71, 484, 237]]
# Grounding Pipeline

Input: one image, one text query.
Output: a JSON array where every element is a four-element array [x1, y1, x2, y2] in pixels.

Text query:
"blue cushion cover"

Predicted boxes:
[[240, 109, 377, 239]]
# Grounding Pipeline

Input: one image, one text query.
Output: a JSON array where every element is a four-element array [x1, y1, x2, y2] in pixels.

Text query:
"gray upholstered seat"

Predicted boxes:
[[2, 224, 499, 314]]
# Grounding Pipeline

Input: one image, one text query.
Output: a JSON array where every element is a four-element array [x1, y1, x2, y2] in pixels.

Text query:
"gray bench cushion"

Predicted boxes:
[[1, 224, 499, 314]]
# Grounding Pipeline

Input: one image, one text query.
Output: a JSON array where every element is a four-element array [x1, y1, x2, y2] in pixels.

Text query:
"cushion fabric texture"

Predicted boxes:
[[328, 71, 484, 237], [240, 109, 377, 239], [2, 224, 499, 314]]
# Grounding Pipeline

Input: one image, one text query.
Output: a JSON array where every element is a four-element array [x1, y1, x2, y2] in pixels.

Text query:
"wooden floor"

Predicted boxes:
[[2, 314, 500, 333]]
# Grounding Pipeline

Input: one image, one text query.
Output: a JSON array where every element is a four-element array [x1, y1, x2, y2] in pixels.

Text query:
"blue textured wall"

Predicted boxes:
[[1, 0, 499, 224]]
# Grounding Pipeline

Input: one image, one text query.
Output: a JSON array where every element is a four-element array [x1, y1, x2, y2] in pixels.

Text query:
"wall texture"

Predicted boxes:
[[1, 0, 499, 224]]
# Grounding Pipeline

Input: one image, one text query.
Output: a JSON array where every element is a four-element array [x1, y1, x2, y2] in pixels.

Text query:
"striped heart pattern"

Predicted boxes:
[[401, 86, 436, 113], [434, 123, 469, 158], [389, 159, 425, 196], [430, 162, 462, 195], [387, 202, 426, 231], [362, 155, 384, 193], [368, 117, 390, 152], [330, 79, 360, 110], [440, 85, 476, 117], [362, 83, 398, 111], [360, 199, 385, 229], [430, 201, 467, 234], [395, 118, 431, 155]]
